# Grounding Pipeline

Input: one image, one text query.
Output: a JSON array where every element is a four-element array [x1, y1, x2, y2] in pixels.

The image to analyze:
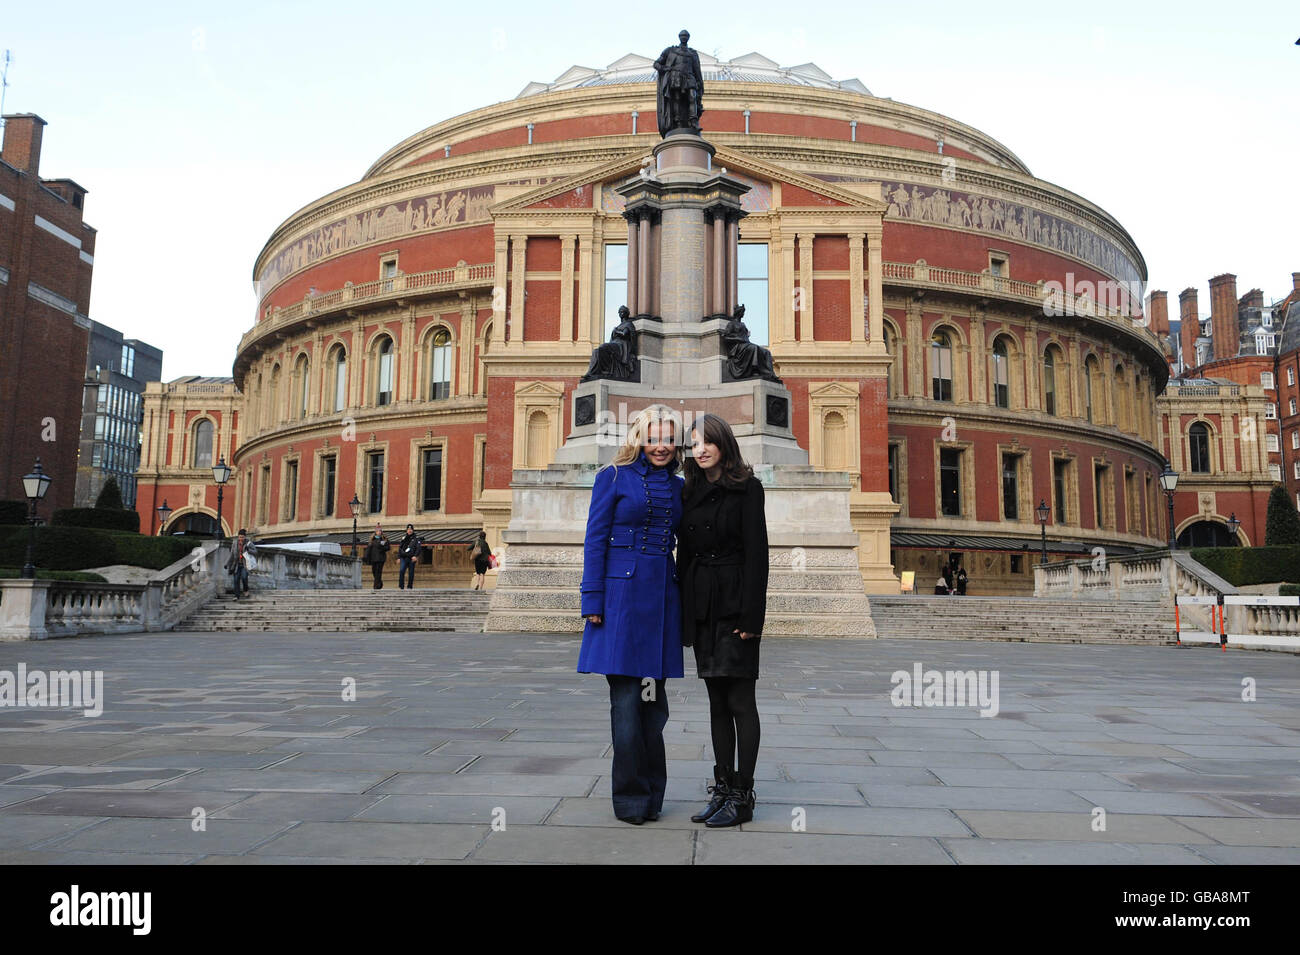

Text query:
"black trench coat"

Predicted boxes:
[[676, 475, 769, 679]]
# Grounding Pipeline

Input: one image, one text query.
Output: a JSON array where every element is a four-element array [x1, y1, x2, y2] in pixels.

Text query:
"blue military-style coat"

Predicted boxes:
[[577, 451, 684, 680]]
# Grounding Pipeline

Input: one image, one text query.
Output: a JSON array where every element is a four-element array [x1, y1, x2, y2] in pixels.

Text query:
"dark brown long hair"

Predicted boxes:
[[683, 413, 753, 497]]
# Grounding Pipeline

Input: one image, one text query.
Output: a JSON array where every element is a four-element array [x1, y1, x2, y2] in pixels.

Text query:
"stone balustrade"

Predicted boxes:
[[0, 541, 362, 640]]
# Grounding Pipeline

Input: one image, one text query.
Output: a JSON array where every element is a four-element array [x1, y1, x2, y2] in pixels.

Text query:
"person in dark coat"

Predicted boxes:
[[956, 566, 968, 595], [579, 403, 684, 825], [364, 524, 390, 590], [677, 412, 768, 828], [468, 531, 492, 590], [397, 524, 421, 590]]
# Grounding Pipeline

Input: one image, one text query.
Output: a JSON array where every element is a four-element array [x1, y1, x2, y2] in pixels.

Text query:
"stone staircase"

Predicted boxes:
[[177, 589, 492, 633], [868, 595, 1176, 645]]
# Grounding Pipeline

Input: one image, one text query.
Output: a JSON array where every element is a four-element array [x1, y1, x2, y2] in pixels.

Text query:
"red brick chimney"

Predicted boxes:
[[1239, 288, 1264, 310], [1147, 290, 1169, 337], [1209, 273, 1239, 360], [1293, 272, 1300, 293], [1, 113, 46, 174], [1179, 287, 1199, 372]]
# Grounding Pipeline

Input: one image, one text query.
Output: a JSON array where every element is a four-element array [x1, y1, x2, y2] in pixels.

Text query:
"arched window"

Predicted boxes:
[[332, 346, 347, 412], [991, 338, 1010, 409], [883, 324, 898, 398], [267, 364, 281, 427], [192, 419, 214, 469], [1084, 356, 1100, 423], [1189, 422, 1211, 473], [1114, 364, 1129, 431], [930, 330, 953, 401], [294, 354, 310, 420], [526, 410, 550, 468], [1043, 348, 1058, 415], [376, 337, 394, 406], [429, 328, 453, 400]]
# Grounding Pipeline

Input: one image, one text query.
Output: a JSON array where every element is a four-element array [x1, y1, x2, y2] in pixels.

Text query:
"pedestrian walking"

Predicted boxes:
[[579, 403, 684, 825], [956, 566, 968, 595], [677, 413, 769, 828], [398, 524, 421, 590], [225, 528, 257, 600], [364, 524, 390, 590], [468, 531, 493, 590]]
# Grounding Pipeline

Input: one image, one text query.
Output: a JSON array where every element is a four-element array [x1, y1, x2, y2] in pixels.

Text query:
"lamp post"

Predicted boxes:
[[349, 493, 362, 558], [156, 499, 173, 536], [1159, 465, 1179, 550], [1036, 499, 1050, 566], [21, 459, 53, 579], [1227, 512, 1240, 545], [211, 457, 231, 540]]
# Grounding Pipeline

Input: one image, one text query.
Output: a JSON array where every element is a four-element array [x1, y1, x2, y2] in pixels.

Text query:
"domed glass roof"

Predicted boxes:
[[517, 52, 871, 98]]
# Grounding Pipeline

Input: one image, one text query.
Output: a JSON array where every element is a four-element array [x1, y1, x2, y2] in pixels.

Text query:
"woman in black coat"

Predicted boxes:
[[677, 413, 768, 828]]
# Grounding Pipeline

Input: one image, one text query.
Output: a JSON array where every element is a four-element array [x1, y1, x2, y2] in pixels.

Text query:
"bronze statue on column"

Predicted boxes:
[[653, 30, 704, 137]]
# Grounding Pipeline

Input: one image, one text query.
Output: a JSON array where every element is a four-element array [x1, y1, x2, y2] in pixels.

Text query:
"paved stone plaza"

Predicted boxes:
[[0, 630, 1296, 864]]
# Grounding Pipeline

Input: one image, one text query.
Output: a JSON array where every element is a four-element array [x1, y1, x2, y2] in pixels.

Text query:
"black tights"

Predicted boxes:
[[703, 676, 760, 781]]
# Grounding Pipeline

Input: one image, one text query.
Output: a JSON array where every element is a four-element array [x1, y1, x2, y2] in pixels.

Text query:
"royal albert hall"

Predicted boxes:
[[226, 51, 1167, 593]]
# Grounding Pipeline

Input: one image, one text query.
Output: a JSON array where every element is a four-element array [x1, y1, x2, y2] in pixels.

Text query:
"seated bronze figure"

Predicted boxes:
[[581, 305, 640, 382], [721, 305, 781, 383]]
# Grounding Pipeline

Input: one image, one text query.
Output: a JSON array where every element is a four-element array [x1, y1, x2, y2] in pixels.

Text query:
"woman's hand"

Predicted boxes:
[[585, 614, 603, 625], [733, 628, 758, 640]]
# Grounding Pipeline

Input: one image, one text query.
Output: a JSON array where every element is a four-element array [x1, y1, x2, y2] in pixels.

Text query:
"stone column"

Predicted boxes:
[[401, 306, 417, 402], [970, 309, 986, 404], [658, 207, 707, 325], [866, 226, 884, 346], [712, 213, 726, 315], [726, 216, 739, 314], [848, 233, 866, 342], [560, 234, 576, 341], [625, 213, 639, 316], [906, 301, 925, 397], [492, 235, 508, 346], [797, 233, 815, 340], [509, 235, 527, 344], [459, 299, 476, 396], [648, 214, 662, 318], [777, 231, 795, 344], [638, 215, 651, 314]]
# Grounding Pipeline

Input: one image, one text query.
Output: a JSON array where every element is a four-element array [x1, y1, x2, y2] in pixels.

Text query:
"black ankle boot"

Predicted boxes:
[[691, 766, 732, 824], [705, 774, 755, 828]]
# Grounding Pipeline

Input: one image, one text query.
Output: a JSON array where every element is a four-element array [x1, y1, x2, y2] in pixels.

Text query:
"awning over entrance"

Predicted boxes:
[[889, 532, 1140, 557], [260, 528, 481, 547]]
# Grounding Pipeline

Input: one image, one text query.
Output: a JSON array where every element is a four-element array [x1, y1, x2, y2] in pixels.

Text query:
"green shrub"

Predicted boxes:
[[1189, 546, 1300, 586], [1280, 583, 1300, 598], [1265, 484, 1300, 548], [94, 478, 125, 510], [0, 568, 108, 582], [0, 501, 27, 525], [52, 507, 141, 533], [0, 527, 193, 571]]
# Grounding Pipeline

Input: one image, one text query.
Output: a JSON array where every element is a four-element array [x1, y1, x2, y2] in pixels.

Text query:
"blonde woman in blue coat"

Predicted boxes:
[[579, 403, 684, 825]]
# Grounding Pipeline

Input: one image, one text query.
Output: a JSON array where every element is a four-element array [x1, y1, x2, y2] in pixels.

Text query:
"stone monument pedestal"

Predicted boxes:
[[484, 128, 880, 638]]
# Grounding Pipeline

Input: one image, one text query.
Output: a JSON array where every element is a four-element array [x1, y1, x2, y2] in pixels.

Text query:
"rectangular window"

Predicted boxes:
[[1001, 454, 1018, 520], [940, 448, 962, 517], [1294, 461, 1300, 480], [1269, 463, 1281, 481], [1010, 554, 1024, 574], [1290, 398, 1297, 416], [321, 456, 337, 519], [887, 444, 898, 503], [96, 384, 107, 412], [1094, 463, 1113, 530], [94, 416, 105, 439], [120, 345, 135, 378], [1261, 371, 1275, 388], [1293, 430, 1299, 450], [1053, 459, 1069, 524], [367, 451, 385, 514], [1289, 367, 1296, 387], [737, 243, 769, 345], [381, 256, 398, 292], [1265, 403, 1277, 420], [1266, 434, 1280, 452], [285, 460, 298, 521], [422, 447, 443, 512], [604, 244, 627, 340], [258, 465, 271, 525]]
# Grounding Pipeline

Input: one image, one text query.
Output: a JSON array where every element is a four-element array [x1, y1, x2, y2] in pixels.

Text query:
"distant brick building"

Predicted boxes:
[[0, 114, 96, 510], [135, 377, 240, 536]]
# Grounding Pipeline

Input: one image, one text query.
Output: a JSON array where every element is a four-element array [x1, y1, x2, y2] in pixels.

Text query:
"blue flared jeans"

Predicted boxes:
[[605, 674, 668, 819]]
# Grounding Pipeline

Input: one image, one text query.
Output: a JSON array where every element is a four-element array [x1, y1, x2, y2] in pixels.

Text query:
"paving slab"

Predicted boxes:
[[939, 839, 1211, 865], [470, 825, 695, 864], [41, 817, 292, 855], [953, 810, 1215, 844], [253, 821, 486, 860], [1, 788, 247, 818], [694, 832, 954, 865]]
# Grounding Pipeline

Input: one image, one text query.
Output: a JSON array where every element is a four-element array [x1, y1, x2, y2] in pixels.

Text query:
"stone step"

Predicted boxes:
[[867, 595, 1175, 645], [177, 588, 492, 633]]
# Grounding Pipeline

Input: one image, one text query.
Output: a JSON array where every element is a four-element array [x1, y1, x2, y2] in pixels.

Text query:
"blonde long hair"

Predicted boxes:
[[606, 403, 683, 472]]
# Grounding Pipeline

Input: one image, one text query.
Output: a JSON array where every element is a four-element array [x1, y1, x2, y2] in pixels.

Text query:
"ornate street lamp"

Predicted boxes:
[[1159, 465, 1179, 550], [1226, 512, 1240, 544], [349, 493, 362, 557], [157, 499, 173, 536], [1036, 499, 1051, 566], [21, 459, 53, 579], [211, 457, 231, 541]]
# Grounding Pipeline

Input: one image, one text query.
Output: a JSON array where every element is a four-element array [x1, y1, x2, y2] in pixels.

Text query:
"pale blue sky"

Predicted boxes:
[[5, 0, 1296, 377]]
